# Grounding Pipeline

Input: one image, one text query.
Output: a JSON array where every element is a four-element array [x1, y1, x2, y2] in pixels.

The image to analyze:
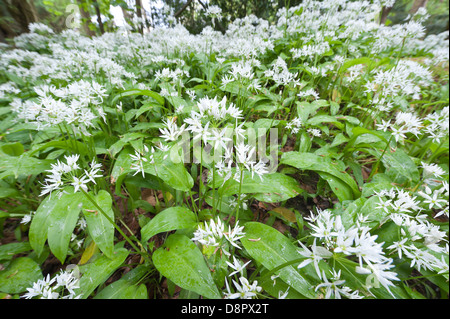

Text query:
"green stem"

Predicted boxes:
[[234, 168, 244, 222], [80, 189, 150, 262], [368, 135, 394, 181]]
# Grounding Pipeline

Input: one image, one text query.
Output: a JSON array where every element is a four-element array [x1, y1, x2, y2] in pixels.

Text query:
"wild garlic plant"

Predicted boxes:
[[0, 0, 448, 300]]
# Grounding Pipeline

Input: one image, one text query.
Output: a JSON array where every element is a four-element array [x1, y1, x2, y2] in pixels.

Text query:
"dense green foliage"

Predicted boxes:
[[0, 0, 448, 300]]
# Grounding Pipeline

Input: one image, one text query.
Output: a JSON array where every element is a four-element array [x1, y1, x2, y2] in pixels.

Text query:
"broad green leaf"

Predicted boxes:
[[296, 101, 322, 123], [365, 148, 420, 185], [47, 191, 85, 263], [333, 257, 409, 299], [79, 241, 98, 265], [281, 152, 360, 199], [338, 57, 373, 74], [0, 187, 19, 199], [111, 147, 193, 192], [0, 154, 53, 179], [152, 234, 221, 299], [307, 115, 345, 130], [94, 265, 150, 299], [29, 140, 90, 156], [253, 118, 282, 130], [218, 172, 304, 203], [0, 242, 32, 262], [75, 247, 129, 299], [112, 89, 165, 105], [317, 171, 354, 202], [0, 142, 24, 156], [361, 173, 394, 197], [82, 190, 116, 259], [141, 206, 197, 243], [223, 82, 250, 98], [0, 257, 43, 294], [344, 127, 389, 153], [241, 222, 315, 298], [29, 194, 62, 257], [108, 132, 148, 158], [259, 270, 306, 299]]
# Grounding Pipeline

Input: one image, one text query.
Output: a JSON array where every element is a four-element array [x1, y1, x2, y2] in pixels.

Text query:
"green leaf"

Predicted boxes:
[[152, 234, 221, 299], [111, 147, 193, 192], [141, 206, 197, 243], [259, 270, 306, 299], [0, 187, 19, 199], [82, 190, 116, 259], [296, 101, 322, 123], [361, 173, 394, 198], [112, 89, 165, 105], [281, 152, 360, 199], [0, 257, 43, 294], [307, 115, 345, 130], [241, 222, 315, 298], [75, 247, 129, 299], [29, 140, 90, 156], [47, 191, 85, 264], [365, 148, 420, 185], [108, 133, 147, 158], [338, 57, 373, 74], [0, 154, 53, 179], [218, 172, 304, 203], [0, 242, 32, 262], [317, 171, 354, 202], [29, 194, 62, 257], [94, 265, 150, 299], [344, 127, 389, 153], [1, 142, 24, 156]]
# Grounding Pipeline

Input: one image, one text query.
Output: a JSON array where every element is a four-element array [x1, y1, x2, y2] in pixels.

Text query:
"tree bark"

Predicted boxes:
[[175, 0, 194, 18], [76, 0, 95, 37], [380, 6, 393, 25], [5, 0, 39, 32], [410, 0, 429, 14], [91, 0, 104, 34], [135, 0, 143, 34]]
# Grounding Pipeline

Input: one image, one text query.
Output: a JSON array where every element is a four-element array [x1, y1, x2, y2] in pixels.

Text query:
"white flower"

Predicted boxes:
[[224, 277, 262, 299], [192, 218, 245, 252], [307, 128, 322, 137], [356, 260, 400, 297], [387, 238, 410, 259], [421, 162, 446, 179], [418, 186, 447, 210], [297, 239, 333, 280], [226, 256, 251, 277], [315, 270, 348, 299], [71, 175, 88, 193], [130, 149, 148, 178], [159, 118, 186, 142]]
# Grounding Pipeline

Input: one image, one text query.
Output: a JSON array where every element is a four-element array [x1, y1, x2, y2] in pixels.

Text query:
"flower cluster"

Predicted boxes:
[[22, 268, 81, 299], [192, 217, 245, 255], [299, 208, 400, 297], [10, 80, 107, 132], [40, 154, 103, 197]]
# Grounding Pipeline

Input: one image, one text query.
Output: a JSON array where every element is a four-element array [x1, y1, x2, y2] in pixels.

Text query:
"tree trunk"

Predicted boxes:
[[175, 0, 194, 18], [76, 0, 95, 37], [91, 0, 104, 34], [410, 0, 428, 14], [380, 6, 393, 25], [121, 6, 132, 23], [135, 0, 143, 34], [5, 0, 39, 33]]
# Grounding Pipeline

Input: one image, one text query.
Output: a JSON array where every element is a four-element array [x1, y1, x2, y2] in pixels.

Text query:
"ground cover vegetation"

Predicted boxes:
[[0, 0, 448, 299]]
